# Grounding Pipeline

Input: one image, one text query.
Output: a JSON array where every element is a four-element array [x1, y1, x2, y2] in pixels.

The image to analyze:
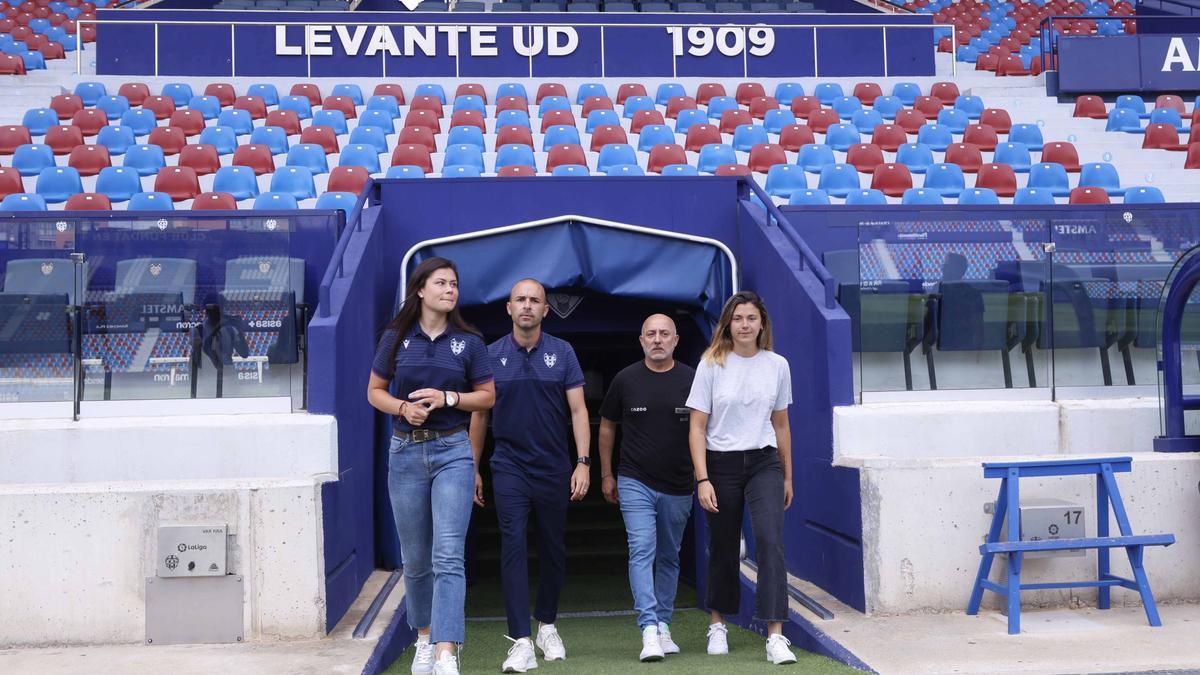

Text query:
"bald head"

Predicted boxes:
[[640, 313, 679, 367], [507, 278, 549, 331]]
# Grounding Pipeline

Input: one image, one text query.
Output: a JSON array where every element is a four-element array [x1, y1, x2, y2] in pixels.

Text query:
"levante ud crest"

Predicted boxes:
[[544, 353, 557, 368], [451, 338, 465, 355]]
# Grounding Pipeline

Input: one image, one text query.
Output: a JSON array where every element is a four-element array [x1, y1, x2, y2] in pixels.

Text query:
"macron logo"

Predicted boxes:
[[399, 0, 423, 9]]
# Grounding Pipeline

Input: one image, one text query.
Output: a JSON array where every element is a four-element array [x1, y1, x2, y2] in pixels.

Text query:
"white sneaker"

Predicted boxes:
[[706, 622, 729, 655], [535, 623, 566, 661], [502, 636, 538, 673], [411, 635, 434, 674], [432, 650, 460, 675], [657, 622, 680, 655], [766, 633, 798, 665], [639, 625, 665, 662]]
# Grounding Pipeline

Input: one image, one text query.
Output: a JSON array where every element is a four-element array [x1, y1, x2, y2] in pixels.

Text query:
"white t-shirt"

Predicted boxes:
[[685, 349, 792, 452]]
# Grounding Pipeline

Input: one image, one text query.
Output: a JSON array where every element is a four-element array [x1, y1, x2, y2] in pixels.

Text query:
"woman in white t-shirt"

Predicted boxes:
[[685, 291, 797, 666]]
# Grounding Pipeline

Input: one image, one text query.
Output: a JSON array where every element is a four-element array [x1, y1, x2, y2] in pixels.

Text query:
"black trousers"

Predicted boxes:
[[493, 469, 569, 639], [704, 447, 788, 622]]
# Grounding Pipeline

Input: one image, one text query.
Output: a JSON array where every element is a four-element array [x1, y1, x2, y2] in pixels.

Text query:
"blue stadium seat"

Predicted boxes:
[[1124, 186, 1165, 204], [447, 126, 485, 150], [622, 96, 655, 119], [95, 166, 142, 202], [312, 109, 348, 135], [817, 163, 860, 198], [872, 96, 904, 120], [788, 189, 831, 205], [0, 194, 48, 211], [1008, 123, 1044, 150], [199, 126, 238, 155], [444, 144, 485, 172], [900, 187, 943, 205], [637, 124, 674, 152], [120, 109, 157, 137], [1012, 187, 1056, 205], [496, 144, 537, 171], [576, 83, 608, 104], [348, 126, 388, 154], [285, 144, 329, 175], [923, 163, 966, 197], [1115, 94, 1150, 119], [763, 109, 797, 134], [73, 82, 107, 107], [732, 124, 769, 152], [22, 108, 56, 136], [247, 83, 280, 107], [12, 144, 55, 177], [916, 123, 953, 152], [161, 83, 194, 107], [22, 52, 46, 72], [552, 164, 590, 176], [892, 82, 922, 106], [279, 96, 313, 121], [697, 144, 737, 174], [959, 187, 999, 205], [96, 125, 136, 156], [542, 125, 580, 149], [1028, 162, 1072, 197], [332, 83, 364, 106], [414, 84, 447, 105], [212, 166, 261, 201], [385, 165, 426, 179], [674, 109, 707, 134], [453, 95, 486, 114], [813, 82, 844, 105], [954, 95, 984, 120], [358, 110, 395, 134], [497, 83, 529, 100], [254, 192, 300, 209], [127, 191, 174, 211], [95, 95, 130, 121], [773, 82, 804, 105], [365, 95, 401, 119], [1078, 162, 1125, 196], [1105, 108, 1142, 133], [850, 109, 884, 134], [824, 124, 861, 152], [936, 108, 969, 133], [603, 164, 644, 176], [249, 126, 290, 155], [845, 188, 888, 205], [655, 83, 686, 106], [187, 95, 221, 121], [538, 95, 572, 116], [442, 166, 482, 178], [992, 142, 1031, 173], [35, 167, 84, 204], [586, 109, 620, 133], [218, 109, 254, 137], [1149, 108, 1188, 132], [896, 143, 934, 173], [796, 143, 836, 173], [315, 191, 357, 214], [269, 166, 317, 200], [496, 109, 531, 130], [596, 144, 638, 173], [661, 164, 698, 176], [706, 96, 739, 120], [764, 164, 806, 198], [339, 144, 381, 174], [832, 96, 862, 120]]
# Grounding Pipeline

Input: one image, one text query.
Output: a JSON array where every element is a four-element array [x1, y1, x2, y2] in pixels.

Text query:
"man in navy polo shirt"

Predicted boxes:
[[470, 278, 591, 674]]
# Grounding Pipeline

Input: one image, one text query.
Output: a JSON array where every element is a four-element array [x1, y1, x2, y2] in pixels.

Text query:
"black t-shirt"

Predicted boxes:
[[599, 361, 696, 496]]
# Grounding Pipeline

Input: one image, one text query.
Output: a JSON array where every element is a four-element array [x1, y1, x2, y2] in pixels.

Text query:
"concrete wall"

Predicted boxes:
[[835, 398, 1200, 615]]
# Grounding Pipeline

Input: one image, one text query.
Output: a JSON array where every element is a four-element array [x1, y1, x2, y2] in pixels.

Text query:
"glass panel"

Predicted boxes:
[[0, 220, 78, 403], [855, 214, 1051, 392]]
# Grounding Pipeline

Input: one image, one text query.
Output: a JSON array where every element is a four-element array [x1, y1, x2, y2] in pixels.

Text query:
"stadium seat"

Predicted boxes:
[[366, 95, 402, 119], [817, 164, 860, 198], [748, 96, 780, 120], [495, 126, 534, 150], [312, 109, 348, 136], [697, 144, 737, 174], [169, 110, 206, 137], [695, 83, 726, 106], [852, 82, 882, 106], [0, 194, 47, 211], [192, 192, 237, 210], [790, 96, 822, 120], [962, 124, 999, 151], [50, 94, 83, 121], [1073, 95, 1109, 119], [153, 166, 202, 201], [1105, 107, 1142, 133], [747, 144, 787, 173], [684, 124, 721, 152], [74, 81, 107, 107], [117, 82, 150, 107], [546, 144, 587, 172], [147, 127, 186, 155], [161, 83, 194, 107], [142, 95, 177, 121], [788, 189, 831, 206], [895, 143, 934, 174], [825, 124, 861, 152], [913, 96, 943, 118], [282, 143, 328, 176], [290, 83, 323, 106], [850, 110, 884, 135], [390, 144, 434, 174], [91, 165, 139, 203], [924, 163, 966, 197], [126, 191, 174, 210], [204, 83, 237, 107], [187, 95, 221, 121], [267, 166, 316, 200], [233, 95, 267, 120], [814, 82, 844, 106], [718, 109, 753, 135], [230, 144, 274, 176], [714, 164, 751, 177], [540, 110, 575, 133], [328, 165, 370, 194], [773, 83, 804, 105], [494, 144, 537, 172], [198, 126, 237, 156], [732, 124, 769, 152], [0, 125, 32, 155], [179, 144, 221, 175], [764, 109, 798, 135], [543, 125, 581, 150], [386, 165, 426, 179], [635, 124, 673, 153], [211, 165, 260, 201], [1041, 141, 1082, 172], [12, 143, 55, 177], [45, 125, 83, 155], [762, 164, 805, 198], [616, 83, 647, 105], [444, 144, 485, 172], [332, 84, 365, 106], [603, 164, 644, 176], [1068, 187, 1110, 204], [300, 126, 339, 155], [495, 110, 530, 131], [797, 143, 836, 173], [35, 165, 83, 203], [891, 82, 921, 106], [121, 143, 166, 177], [655, 84, 686, 106], [660, 164, 699, 176], [247, 192, 296, 209], [581, 96, 614, 118], [901, 187, 943, 205], [22, 108, 57, 136], [1028, 162, 1072, 197], [551, 164, 589, 176], [845, 188, 887, 205], [958, 187, 1000, 205], [666, 96, 698, 120], [1013, 187, 1057, 205], [95, 125, 135, 156], [279, 95, 313, 121], [778, 125, 815, 152], [674, 109, 707, 134], [316, 191, 358, 213], [893, 109, 927, 134], [589, 125, 628, 153], [954, 95, 985, 120], [871, 123, 907, 152], [975, 163, 1018, 197], [936, 108, 970, 134], [846, 143, 884, 173], [63, 192, 110, 211], [1116, 94, 1150, 119], [67, 143, 110, 176], [944, 143, 983, 173], [1124, 186, 1165, 204], [0, 167, 23, 200], [585, 109, 619, 134], [993, 142, 1032, 172], [1008, 123, 1044, 150], [872, 96, 903, 121], [807, 109, 840, 133], [1149, 108, 1188, 133], [736, 82, 766, 106], [870, 163, 913, 197], [1078, 162, 1125, 196]]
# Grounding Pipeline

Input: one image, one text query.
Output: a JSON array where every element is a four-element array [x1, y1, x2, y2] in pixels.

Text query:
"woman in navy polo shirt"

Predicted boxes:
[[367, 256, 495, 675]]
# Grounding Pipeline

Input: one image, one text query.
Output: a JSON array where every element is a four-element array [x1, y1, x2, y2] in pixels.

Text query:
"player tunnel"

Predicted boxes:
[[382, 216, 737, 599]]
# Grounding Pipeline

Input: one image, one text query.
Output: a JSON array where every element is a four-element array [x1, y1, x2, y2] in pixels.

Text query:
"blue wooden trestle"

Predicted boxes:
[[966, 456, 1175, 635]]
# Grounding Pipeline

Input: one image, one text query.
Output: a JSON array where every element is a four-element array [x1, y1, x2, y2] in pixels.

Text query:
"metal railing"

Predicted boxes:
[[742, 178, 839, 310]]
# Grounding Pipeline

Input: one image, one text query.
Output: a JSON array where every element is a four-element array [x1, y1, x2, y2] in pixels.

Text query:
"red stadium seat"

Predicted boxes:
[[143, 95, 176, 120], [390, 144, 434, 174], [404, 109, 441, 135], [495, 125, 533, 150], [748, 96, 779, 120], [263, 109, 306, 136], [589, 125, 628, 152], [540, 109, 575, 133], [684, 124, 721, 152], [322, 96, 357, 119], [1073, 95, 1108, 119], [695, 83, 726, 106], [852, 82, 883, 105], [913, 96, 942, 117], [409, 95, 444, 117], [963, 124, 999, 150], [153, 166, 201, 201], [996, 54, 1029, 76], [398, 126, 438, 153], [45, 125, 83, 155], [147, 126, 186, 155], [327, 165, 369, 194], [177, 144, 221, 176], [719, 109, 753, 134], [1186, 142, 1200, 169], [870, 163, 913, 197], [169, 109, 206, 137], [1042, 141, 1082, 171], [646, 144, 687, 173], [64, 192, 111, 211], [975, 52, 999, 71], [747, 144, 787, 173], [373, 84, 405, 105], [807, 108, 840, 133], [37, 41, 64, 61], [70, 109, 107, 136], [778, 124, 816, 152], [0, 167, 25, 198], [630, 110, 665, 134], [942, 142, 981, 173], [233, 95, 267, 120], [975, 162, 1017, 197], [455, 83, 486, 104], [735, 82, 766, 106], [846, 143, 885, 173], [496, 96, 528, 114], [1069, 187, 1110, 204], [1155, 95, 1186, 115], [117, 82, 149, 107], [871, 124, 907, 152], [616, 83, 647, 105], [790, 96, 822, 119], [714, 164, 751, 176], [581, 96, 614, 117], [290, 83, 322, 106], [979, 108, 1013, 134], [1143, 124, 1186, 151], [192, 192, 238, 210], [535, 83, 567, 104], [498, 165, 536, 177], [300, 125, 339, 154], [893, 109, 927, 134], [0, 54, 26, 75], [0, 124, 31, 154], [50, 94, 83, 120], [67, 144, 110, 176], [666, 96, 697, 120], [545, 144, 587, 172], [232, 144, 275, 175], [204, 83, 237, 107]]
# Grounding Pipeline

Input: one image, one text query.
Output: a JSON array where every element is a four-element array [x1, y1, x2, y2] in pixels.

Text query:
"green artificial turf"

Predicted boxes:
[[464, 573, 696, 618]]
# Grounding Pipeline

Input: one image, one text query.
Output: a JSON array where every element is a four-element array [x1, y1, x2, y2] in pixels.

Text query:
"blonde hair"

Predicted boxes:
[[701, 291, 773, 366]]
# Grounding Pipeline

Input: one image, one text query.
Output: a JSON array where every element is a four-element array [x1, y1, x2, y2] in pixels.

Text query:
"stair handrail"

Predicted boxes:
[[740, 178, 838, 310], [317, 179, 377, 318]]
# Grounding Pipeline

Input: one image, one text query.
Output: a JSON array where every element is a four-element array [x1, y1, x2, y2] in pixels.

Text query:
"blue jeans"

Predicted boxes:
[[618, 476, 693, 630], [388, 430, 474, 644]]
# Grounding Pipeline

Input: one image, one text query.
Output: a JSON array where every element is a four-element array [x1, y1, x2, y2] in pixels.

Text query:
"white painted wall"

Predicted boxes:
[[836, 398, 1200, 615]]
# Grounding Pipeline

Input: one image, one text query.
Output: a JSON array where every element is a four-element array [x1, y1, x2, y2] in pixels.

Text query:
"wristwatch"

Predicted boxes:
[[576, 456, 591, 466], [444, 391, 458, 408]]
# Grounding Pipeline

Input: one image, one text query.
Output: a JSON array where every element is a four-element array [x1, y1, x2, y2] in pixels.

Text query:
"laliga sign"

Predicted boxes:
[[1161, 37, 1200, 72], [275, 24, 580, 57]]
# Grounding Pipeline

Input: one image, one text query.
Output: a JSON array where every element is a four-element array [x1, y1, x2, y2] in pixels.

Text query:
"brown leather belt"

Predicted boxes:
[[396, 425, 468, 443]]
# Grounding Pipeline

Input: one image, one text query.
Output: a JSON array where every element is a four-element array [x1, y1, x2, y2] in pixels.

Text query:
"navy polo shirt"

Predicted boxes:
[[489, 332, 586, 477], [371, 325, 493, 435]]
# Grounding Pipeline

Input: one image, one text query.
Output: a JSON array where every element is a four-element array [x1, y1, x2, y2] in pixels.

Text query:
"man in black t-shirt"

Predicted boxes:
[[598, 314, 696, 662]]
